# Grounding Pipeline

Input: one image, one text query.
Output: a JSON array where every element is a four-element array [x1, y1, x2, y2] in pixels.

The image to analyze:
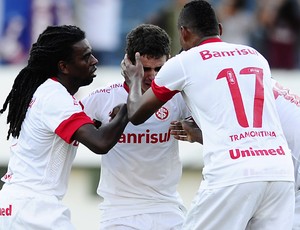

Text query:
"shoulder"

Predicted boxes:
[[82, 82, 125, 101], [35, 79, 74, 104], [88, 82, 124, 96]]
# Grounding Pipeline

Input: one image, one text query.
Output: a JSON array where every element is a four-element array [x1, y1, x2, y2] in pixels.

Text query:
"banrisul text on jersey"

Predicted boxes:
[[118, 129, 171, 144], [200, 47, 258, 60]]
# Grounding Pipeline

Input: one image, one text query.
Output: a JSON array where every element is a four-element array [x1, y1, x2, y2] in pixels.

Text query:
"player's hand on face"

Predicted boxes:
[[109, 103, 127, 122], [169, 117, 203, 143], [120, 60, 127, 81], [121, 52, 144, 87]]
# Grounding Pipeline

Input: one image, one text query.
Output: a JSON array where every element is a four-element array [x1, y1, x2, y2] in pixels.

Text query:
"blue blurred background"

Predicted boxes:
[[1, 0, 300, 69]]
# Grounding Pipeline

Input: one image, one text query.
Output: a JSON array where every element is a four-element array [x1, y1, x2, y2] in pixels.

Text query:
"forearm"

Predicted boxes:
[[127, 79, 142, 122], [74, 106, 128, 154], [96, 112, 128, 151]]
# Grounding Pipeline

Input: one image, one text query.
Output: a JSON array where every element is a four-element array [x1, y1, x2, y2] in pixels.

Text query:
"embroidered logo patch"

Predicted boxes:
[[154, 106, 169, 121]]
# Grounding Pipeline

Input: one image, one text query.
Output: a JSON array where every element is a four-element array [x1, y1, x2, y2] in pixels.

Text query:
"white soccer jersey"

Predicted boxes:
[[152, 38, 294, 189], [82, 81, 190, 221], [272, 79, 300, 193], [1, 78, 94, 199]]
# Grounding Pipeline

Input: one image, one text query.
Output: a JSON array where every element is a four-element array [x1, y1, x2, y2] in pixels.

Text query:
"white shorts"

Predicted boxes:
[[0, 184, 75, 230], [99, 212, 185, 230], [294, 189, 300, 230], [182, 181, 295, 230]]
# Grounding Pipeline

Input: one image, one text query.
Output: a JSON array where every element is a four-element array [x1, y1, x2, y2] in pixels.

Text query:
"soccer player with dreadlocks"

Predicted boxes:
[[0, 25, 128, 229]]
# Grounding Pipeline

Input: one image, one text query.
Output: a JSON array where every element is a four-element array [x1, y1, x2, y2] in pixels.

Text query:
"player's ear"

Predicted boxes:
[[180, 26, 189, 42], [181, 26, 196, 45], [218, 23, 223, 36], [58, 60, 69, 74]]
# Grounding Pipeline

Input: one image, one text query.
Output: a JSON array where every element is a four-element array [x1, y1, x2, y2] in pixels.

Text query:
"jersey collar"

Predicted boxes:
[[199, 37, 222, 45]]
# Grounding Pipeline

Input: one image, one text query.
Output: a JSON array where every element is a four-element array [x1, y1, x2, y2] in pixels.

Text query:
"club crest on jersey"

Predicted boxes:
[[155, 107, 169, 121]]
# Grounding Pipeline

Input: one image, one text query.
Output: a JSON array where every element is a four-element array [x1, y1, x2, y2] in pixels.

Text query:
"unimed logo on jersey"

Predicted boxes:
[[155, 107, 169, 121], [0, 205, 12, 216], [229, 146, 285, 160]]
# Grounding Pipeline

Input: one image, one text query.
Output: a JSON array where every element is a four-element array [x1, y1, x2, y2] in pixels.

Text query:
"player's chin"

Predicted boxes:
[[90, 73, 96, 80], [82, 76, 95, 86]]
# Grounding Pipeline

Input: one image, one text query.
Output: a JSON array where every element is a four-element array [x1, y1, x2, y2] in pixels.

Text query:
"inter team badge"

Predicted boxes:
[[155, 107, 169, 121]]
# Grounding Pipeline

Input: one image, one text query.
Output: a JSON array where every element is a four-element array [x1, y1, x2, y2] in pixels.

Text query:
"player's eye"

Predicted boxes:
[[143, 67, 151, 72], [143, 67, 162, 72], [154, 67, 161, 72]]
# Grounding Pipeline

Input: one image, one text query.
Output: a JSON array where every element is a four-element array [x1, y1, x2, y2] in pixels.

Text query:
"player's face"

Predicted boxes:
[[67, 39, 98, 87], [140, 55, 167, 93]]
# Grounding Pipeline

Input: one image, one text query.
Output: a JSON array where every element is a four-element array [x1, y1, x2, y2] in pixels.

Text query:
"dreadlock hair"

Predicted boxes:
[[178, 0, 220, 37], [126, 24, 171, 64], [0, 25, 86, 140]]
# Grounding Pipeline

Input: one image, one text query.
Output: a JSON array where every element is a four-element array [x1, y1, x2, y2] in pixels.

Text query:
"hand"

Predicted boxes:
[[109, 103, 127, 122], [93, 119, 102, 128], [121, 53, 144, 87], [169, 117, 203, 144]]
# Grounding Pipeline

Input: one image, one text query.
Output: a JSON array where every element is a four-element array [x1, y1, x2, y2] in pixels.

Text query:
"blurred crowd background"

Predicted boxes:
[[1, 0, 300, 70]]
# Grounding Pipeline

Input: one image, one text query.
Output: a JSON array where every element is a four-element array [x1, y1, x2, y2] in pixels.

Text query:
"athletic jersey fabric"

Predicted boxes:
[[1, 78, 94, 199], [82, 81, 190, 221], [272, 79, 300, 191], [152, 38, 294, 189]]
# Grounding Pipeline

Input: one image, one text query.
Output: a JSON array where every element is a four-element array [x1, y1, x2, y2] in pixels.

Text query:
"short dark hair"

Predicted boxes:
[[0, 25, 86, 139], [178, 0, 219, 37], [126, 24, 171, 64]]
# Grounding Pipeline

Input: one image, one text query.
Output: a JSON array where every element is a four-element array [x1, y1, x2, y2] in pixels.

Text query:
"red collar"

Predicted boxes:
[[199, 37, 222, 45]]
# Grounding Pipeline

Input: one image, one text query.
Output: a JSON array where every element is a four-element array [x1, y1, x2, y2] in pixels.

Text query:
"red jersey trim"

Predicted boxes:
[[151, 81, 179, 102], [123, 81, 129, 93], [200, 37, 222, 45], [50, 77, 58, 82], [55, 111, 94, 144]]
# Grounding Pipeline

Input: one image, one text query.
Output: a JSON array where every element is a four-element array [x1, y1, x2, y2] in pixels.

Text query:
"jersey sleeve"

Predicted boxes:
[[178, 95, 192, 119], [152, 54, 186, 102], [55, 111, 93, 144], [151, 81, 179, 102], [42, 90, 94, 144]]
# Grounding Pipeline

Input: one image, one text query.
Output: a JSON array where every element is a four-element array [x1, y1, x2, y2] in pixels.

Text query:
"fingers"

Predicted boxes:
[[135, 52, 141, 64], [121, 57, 126, 76], [170, 131, 184, 138], [122, 54, 130, 67], [93, 119, 102, 128], [169, 120, 185, 135], [109, 104, 122, 122], [170, 121, 188, 140], [170, 120, 182, 125], [172, 134, 189, 142]]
